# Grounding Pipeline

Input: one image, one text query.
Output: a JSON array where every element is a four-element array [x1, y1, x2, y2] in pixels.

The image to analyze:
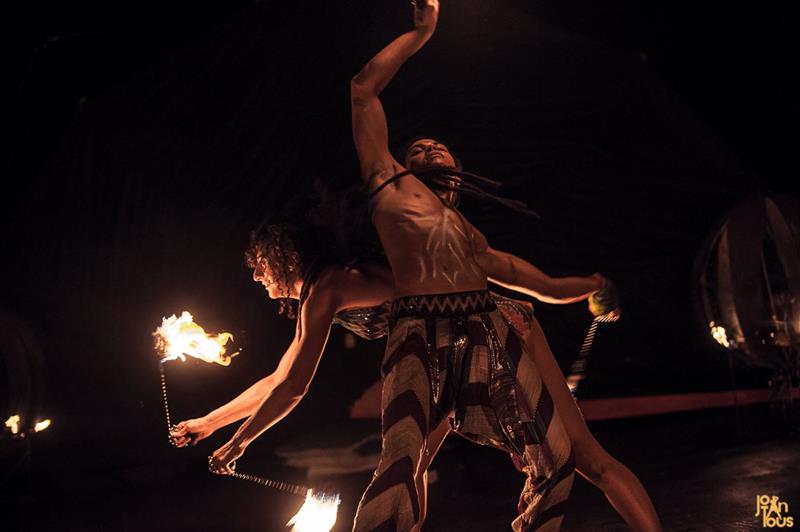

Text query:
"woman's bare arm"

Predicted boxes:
[[173, 267, 393, 448], [208, 274, 342, 473], [204, 375, 276, 429], [171, 374, 277, 447]]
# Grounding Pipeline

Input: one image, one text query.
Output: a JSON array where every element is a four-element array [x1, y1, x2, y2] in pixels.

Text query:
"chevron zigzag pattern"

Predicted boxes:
[[390, 290, 496, 323]]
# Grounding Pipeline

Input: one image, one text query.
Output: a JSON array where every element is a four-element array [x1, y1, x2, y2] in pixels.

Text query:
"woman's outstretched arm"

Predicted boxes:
[[172, 267, 393, 448], [171, 374, 277, 447], [207, 276, 341, 474], [351, 1, 439, 181]]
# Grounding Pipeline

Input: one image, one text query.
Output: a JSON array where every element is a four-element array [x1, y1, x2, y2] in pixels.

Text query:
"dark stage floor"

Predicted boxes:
[[3, 405, 798, 531], [424, 435, 799, 531]]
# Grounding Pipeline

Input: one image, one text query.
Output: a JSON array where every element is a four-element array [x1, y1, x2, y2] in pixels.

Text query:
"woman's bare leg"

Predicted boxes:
[[412, 415, 452, 531], [526, 317, 662, 532], [408, 318, 662, 531]]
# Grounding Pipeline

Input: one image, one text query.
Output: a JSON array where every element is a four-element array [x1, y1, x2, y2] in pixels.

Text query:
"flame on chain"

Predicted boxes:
[[153, 311, 239, 365], [286, 490, 341, 532]]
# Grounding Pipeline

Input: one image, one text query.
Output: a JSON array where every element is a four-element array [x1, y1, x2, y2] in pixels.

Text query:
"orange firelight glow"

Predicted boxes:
[[286, 490, 341, 532], [153, 311, 239, 365]]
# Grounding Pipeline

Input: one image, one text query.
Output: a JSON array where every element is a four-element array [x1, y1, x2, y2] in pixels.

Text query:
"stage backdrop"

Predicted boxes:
[[5, 0, 782, 472]]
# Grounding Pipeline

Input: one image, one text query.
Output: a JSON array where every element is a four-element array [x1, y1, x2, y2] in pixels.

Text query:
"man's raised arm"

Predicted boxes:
[[350, 1, 439, 182]]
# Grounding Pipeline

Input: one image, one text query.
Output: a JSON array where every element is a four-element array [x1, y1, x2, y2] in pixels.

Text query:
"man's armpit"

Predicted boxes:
[[365, 163, 403, 197]]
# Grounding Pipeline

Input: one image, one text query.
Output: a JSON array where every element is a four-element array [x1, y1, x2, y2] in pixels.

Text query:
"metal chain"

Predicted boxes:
[[160, 361, 313, 498], [159, 364, 177, 447], [228, 471, 310, 497], [160, 362, 311, 497], [579, 318, 600, 356], [568, 313, 620, 392]]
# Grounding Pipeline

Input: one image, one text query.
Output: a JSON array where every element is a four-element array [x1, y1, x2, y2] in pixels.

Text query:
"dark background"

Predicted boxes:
[[4, 0, 798, 530]]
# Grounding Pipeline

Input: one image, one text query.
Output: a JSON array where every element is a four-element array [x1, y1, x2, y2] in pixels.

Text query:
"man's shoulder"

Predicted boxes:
[[365, 161, 405, 194]]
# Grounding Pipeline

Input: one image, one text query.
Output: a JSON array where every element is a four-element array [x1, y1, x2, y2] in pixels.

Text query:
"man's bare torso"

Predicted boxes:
[[368, 166, 489, 298]]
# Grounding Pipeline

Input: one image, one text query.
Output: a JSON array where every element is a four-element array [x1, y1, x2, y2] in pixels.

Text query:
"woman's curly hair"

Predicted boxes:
[[245, 182, 386, 320], [245, 223, 310, 318]]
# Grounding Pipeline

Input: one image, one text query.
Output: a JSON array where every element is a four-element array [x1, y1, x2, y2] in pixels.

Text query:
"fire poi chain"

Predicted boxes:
[[152, 311, 340, 531]]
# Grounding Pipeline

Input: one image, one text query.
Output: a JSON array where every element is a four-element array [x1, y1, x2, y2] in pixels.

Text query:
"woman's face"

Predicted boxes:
[[253, 242, 303, 299], [252, 251, 288, 300]]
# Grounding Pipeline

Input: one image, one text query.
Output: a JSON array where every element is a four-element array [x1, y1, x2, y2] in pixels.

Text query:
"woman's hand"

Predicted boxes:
[[413, 0, 439, 36], [208, 439, 245, 475], [171, 417, 215, 448]]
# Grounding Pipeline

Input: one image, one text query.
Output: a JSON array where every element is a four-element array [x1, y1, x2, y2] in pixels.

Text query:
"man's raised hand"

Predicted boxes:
[[413, 0, 439, 36]]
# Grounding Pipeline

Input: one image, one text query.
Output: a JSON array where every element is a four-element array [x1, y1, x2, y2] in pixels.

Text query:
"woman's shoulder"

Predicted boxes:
[[314, 264, 393, 311]]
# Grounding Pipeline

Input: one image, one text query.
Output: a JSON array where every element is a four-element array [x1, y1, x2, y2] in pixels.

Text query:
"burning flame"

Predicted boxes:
[[5, 415, 20, 435], [34, 419, 52, 432], [153, 311, 239, 365], [709, 321, 731, 348], [286, 490, 341, 532]]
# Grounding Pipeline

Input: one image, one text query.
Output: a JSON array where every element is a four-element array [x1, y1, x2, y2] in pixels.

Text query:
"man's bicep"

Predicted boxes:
[[485, 248, 551, 293], [482, 247, 518, 285]]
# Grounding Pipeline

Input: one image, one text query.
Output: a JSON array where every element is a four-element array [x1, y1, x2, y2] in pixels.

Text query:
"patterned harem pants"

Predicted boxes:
[[352, 290, 575, 532]]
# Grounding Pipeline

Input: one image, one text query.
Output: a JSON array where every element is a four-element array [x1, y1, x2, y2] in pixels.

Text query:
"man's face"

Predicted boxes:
[[404, 138, 457, 170]]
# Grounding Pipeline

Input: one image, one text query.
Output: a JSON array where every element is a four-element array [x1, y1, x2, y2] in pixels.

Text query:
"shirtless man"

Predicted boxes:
[[349, 2, 661, 531]]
